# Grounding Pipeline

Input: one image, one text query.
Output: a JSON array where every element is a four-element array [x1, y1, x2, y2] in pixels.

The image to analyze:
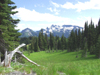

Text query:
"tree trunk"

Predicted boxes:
[[15, 55, 17, 63], [1, 43, 40, 67], [0, 52, 1, 66]]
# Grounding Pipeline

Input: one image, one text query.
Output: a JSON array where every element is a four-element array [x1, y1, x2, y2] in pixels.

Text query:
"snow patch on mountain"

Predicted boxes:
[[43, 25, 82, 34], [20, 25, 83, 38], [49, 29, 52, 33]]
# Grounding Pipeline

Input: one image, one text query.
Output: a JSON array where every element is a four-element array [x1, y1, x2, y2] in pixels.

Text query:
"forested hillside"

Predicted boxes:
[[68, 20, 100, 58], [20, 19, 100, 59]]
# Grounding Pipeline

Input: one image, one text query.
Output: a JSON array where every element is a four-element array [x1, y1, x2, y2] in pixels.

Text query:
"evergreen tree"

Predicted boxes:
[[45, 33, 48, 49], [68, 30, 76, 51], [30, 37, 36, 53], [54, 35, 57, 50], [42, 35, 47, 50], [34, 37, 39, 52], [81, 37, 88, 57], [74, 29, 78, 50], [57, 39, 61, 50], [67, 37, 73, 52], [41, 29, 43, 38], [61, 34, 65, 51], [50, 32, 54, 50], [90, 45, 95, 55], [0, 0, 21, 61], [81, 29, 84, 50], [87, 20, 95, 51], [38, 32, 43, 50], [96, 19, 100, 44], [64, 38, 67, 50], [95, 35, 100, 58], [77, 29, 82, 49], [84, 21, 88, 38], [97, 19, 100, 38]]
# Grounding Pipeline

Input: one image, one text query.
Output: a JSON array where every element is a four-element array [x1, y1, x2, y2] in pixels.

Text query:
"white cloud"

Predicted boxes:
[[49, 1, 60, 15], [71, 16, 100, 27], [51, 1, 60, 8], [52, 0, 100, 12], [84, 17, 99, 26], [47, 7, 53, 12], [61, 2, 75, 9], [47, 7, 60, 15], [13, 7, 69, 22], [15, 23, 44, 31], [15, 16, 99, 31], [34, 4, 44, 7], [15, 24, 26, 31], [53, 8, 60, 13], [55, 12, 59, 15]]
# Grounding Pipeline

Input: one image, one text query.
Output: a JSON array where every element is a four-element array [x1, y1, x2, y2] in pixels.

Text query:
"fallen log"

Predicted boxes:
[[17, 51, 40, 66], [1, 43, 40, 67]]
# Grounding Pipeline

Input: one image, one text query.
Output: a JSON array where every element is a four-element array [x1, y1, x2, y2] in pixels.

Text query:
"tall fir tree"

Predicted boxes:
[[38, 32, 43, 50], [50, 32, 54, 50], [68, 30, 76, 51], [45, 33, 48, 49], [34, 37, 39, 52], [42, 35, 47, 50], [81, 37, 88, 57], [95, 35, 100, 59], [81, 29, 84, 50], [30, 37, 36, 52], [0, 0, 21, 61], [74, 29, 78, 50], [97, 19, 100, 38], [61, 34, 65, 51], [84, 21, 88, 38], [77, 29, 82, 49], [57, 39, 61, 50]]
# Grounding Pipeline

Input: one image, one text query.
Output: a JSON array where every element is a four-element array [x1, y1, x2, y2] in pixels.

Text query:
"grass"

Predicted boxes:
[[1, 50, 100, 75], [22, 50, 100, 75]]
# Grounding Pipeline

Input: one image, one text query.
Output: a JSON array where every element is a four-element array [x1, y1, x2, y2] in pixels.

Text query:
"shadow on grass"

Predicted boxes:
[[59, 50, 98, 61], [59, 50, 78, 56], [76, 55, 97, 61]]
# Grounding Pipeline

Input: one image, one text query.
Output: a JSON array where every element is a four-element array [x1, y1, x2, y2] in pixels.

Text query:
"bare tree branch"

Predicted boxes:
[[17, 51, 40, 66], [1, 43, 40, 67]]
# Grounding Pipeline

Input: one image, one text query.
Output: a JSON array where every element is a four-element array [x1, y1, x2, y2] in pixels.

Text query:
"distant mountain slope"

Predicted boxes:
[[19, 28, 37, 38], [19, 25, 83, 38]]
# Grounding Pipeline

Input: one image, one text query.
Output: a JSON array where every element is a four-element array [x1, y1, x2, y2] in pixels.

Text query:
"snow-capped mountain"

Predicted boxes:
[[44, 25, 82, 33], [42, 25, 83, 37], [19, 25, 83, 38]]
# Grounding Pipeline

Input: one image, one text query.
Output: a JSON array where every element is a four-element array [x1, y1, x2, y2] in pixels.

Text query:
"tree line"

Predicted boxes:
[[20, 29, 67, 52], [21, 19, 100, 59], [67, 19, 100, 58]]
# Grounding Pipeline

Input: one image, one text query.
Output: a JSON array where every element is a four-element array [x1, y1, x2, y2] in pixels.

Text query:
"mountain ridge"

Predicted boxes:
[[19, 25, 83, 38]]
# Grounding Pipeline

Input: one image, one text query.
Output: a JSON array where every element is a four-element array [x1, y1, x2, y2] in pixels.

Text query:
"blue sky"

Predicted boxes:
[[12, 0, 100, 31]]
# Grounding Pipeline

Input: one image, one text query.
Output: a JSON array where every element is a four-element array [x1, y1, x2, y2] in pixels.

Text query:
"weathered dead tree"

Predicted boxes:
[[17, 51, 40, 66], [0, 52, 1, 66], [1, 43, 40, 67]]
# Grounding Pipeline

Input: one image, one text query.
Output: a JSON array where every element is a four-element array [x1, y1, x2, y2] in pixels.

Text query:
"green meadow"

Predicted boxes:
[[21, 50, 100, 75], [0, 50, 100, 75]]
